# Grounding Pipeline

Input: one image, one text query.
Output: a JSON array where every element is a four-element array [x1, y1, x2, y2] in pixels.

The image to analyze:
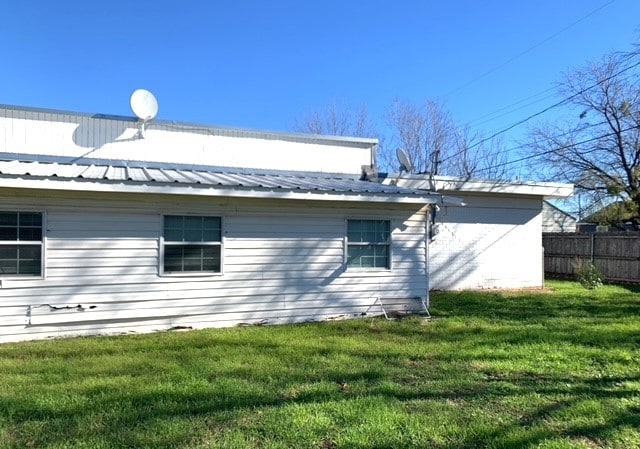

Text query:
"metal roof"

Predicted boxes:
[[0, 156, 447, 204]]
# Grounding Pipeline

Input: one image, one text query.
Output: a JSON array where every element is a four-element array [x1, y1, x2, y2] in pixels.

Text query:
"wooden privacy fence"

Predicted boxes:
[[542, 232, 640, 283]]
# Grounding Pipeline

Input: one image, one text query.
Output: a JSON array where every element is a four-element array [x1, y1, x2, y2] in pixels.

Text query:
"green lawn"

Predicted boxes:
[[1, 280, 639, 449]]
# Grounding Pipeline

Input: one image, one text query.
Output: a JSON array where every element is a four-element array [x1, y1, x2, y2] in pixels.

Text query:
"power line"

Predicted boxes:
[[438, 56, 640, 166], [473, 124, 639, 175], [465, 87, 557, 128], [443, 0, 618, 98], [474, 120, 608, 161]]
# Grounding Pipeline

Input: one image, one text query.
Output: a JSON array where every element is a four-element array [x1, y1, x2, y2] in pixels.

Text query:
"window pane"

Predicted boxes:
[[19, 226, 42, 241], [0, 213, 43, 276], [19, 213, 42, 227], [360, 254, 375, 267], [0, 247, 16, 259], [183, 216, 202, 229], [202, 246, 221, 272], [164, 228, 183, 242], [347, 220, 361, 242], [163, 244, 221, 273], [348, 245, 385, 268], [0, 245, 17, 274], [164, 216, 183, 241], [374, 244, 389, 268], [183, 228, 203, 242], [0, 259, 17, 274], [18, 260, 41, 275], [0, 227, 17, 241], [18, 246, 41, 276], [203, 217, 221, 230], [162, 216, 222, 274], [347, 220, 390, 244], [182, 245, 204, 271], [0, 245, 42, 275], [0, 213, 17, 226], [164, 246, 184, 272], [164, 216, 221, 243], [363, 220, 376, 233], [19, 246, 41, 259], [346, 220, 390, 269], [202, 229, 222, 241], [347, 220, 361, 232], [347, 246, 362, 268], [363, 231, 377, 243], [164, 216, 183, 228]]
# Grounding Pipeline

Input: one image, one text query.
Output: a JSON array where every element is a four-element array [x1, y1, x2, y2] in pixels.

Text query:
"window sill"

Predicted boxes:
[[159, 272, 224, 278], [344, 267, 392, 273]]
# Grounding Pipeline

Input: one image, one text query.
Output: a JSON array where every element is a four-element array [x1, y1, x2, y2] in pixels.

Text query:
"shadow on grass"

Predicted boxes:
[[2, 286, 640, 448], [4, 365, 639, 449]]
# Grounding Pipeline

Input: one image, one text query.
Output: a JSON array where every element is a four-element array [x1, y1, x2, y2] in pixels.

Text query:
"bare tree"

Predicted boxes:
[[387, 100, 456, 175], [293, 100, 377, 138], [387, 99, 510, 180], [447, 127, 511, 180], [294, 99, 511, 180], [528, 51, 640, 228]]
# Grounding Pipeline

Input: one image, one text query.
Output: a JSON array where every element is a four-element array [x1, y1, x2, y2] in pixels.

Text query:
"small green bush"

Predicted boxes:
[[575, 260, 604, 289]]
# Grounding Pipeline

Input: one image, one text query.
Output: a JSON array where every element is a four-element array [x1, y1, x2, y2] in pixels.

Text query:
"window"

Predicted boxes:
[[162, 215, 222, 274], [0, 211, 43, 276], [346, 219, 390, 269]]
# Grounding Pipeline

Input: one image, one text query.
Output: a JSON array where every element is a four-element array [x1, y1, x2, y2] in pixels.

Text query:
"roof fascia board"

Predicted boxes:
[[0, 177, 443, 205], [392, 175, 573, 199]]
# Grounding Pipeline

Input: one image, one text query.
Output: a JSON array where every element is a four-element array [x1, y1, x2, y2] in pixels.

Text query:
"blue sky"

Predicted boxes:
[[2, 0, 638, 151]]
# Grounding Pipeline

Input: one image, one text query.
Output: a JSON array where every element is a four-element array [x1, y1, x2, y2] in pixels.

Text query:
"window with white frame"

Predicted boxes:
[[162, 215, 222, 274], [346, 219, 391, 269], [0, 211, 43, 276]]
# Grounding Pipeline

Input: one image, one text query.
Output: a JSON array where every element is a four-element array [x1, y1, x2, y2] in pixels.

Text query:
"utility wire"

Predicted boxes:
[[471, 120, 607, 162], [473, 124, 639, 175], [443, 0, 618, 98], [465, 88, 558, 128], [438, 57, 640, 166]]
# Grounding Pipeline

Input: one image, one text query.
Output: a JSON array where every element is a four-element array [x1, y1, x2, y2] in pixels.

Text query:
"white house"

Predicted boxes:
[[392, 175, 573, 290], [0, 104, 572, 343], [0, 104, 463, 343]]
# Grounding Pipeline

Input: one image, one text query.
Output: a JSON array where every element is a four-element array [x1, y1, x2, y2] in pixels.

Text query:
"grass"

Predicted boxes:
[[1, 280, 639, 448]]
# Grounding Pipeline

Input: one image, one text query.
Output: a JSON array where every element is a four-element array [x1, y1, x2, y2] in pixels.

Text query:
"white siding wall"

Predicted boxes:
[[430, 194, 544, 290], [0, 190, 427, 342], [0, 107, 373, 174], [542, 202, 577, 233]]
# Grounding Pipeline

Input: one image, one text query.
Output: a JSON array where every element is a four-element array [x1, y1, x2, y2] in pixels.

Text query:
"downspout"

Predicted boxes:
[[423, 205, 431, 314]]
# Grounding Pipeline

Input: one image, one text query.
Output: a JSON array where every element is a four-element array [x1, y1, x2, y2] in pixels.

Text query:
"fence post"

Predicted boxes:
[[590, 232, 595, 263]]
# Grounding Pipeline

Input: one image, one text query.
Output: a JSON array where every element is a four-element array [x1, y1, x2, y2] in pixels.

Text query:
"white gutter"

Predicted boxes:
[[0, 176, 446, 205]]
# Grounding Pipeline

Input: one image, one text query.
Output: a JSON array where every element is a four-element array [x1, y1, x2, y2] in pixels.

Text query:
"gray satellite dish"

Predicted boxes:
[[130, 89, 158, 138], [396, 148, 413, 173]]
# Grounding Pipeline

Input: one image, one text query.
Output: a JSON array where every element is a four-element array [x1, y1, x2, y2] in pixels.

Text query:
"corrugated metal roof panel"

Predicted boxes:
[[0, 158, 438, 199]]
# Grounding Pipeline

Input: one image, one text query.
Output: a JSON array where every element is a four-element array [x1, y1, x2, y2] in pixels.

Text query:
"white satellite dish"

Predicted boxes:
[[130, 89, 158, 121], [396, 148, 413, 173]]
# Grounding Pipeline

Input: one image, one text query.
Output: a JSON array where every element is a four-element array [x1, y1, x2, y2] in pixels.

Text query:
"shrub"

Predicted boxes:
[[574, 260, 603, 289]]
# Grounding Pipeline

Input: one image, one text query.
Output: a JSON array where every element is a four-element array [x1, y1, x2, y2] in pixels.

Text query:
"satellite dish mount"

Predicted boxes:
[[396, 148, 413, 174], [393, 148, 413, 185], [130, 89, 158, 139]]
